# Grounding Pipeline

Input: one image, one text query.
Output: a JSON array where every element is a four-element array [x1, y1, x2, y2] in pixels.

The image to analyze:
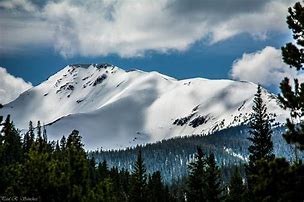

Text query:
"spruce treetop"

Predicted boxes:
[[280, 1, 304, 151]]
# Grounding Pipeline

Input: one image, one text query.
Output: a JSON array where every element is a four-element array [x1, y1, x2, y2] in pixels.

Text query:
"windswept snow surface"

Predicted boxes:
[[0, 64, 288, 150]]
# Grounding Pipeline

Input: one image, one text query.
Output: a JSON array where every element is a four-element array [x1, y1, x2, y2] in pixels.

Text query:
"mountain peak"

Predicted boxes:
[[69, 63, 115, 69], [0, 64, 289, 150]]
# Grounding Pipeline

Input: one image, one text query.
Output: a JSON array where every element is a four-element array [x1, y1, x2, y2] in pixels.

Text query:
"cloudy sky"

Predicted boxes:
[[0, 0, 300, 103]]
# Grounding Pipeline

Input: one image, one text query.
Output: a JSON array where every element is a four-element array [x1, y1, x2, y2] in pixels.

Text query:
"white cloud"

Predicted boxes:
[[0, 0, 53, 54], [230, 46, 304, 89], [0, 0, 299, 57], [0, 67, 32, 104], [210, 1, 290, 43], [0, 12, 54, 54], [0, 0, 37, 12]]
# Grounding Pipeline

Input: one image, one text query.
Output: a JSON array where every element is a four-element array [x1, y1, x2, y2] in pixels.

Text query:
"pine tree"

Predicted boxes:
[[0, 115, 23, 195], [22, 133, 31, 154], [37, 121, 42, 140], [22, 147, 50, 200], [66, 130, 89, 201], [204, 153, 223, 202], [42, 125, 47, 143], [28, 121, 35, 141], [147, 171, 167, 202], [247, 85, 274, 170], [226, 167, 246, 202], [279, 1, 304, 153], [83, 178, 118, 202], [0, 115, 23, 165], [35, 121, 44, 152], [130, 147, 147, 202], [246, 85, 275, 200], [41, 124, 51, 153], [187, 146, 206, 202], [108, 166, 124, 200], [251, 158, 304, 201], [60, 135, 66, 151], [97, 160, 109, 181], [23, 121, 35, 153], [88, 157, 97, 188], [48, 136, 70, 201]]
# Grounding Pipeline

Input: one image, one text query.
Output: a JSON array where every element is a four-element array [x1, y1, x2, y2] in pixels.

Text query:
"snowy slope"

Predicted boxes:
[[0, 64, 289, 150]]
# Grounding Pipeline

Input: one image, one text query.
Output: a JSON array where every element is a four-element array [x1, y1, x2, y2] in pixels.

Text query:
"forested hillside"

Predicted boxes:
[[90, 125, 301, 182]]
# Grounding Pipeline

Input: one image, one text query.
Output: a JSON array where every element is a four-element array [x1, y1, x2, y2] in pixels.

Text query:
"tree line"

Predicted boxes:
[[91, 124, 299, 184], [1, 84, 304, 201], [0, 116, 174, 201]]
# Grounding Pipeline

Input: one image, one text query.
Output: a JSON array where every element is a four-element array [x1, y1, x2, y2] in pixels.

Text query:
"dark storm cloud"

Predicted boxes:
[[168, 0, 272, 22], [28, 0, 49, 8], [0, 0, 298, 57], [170, 0, 270, 14]]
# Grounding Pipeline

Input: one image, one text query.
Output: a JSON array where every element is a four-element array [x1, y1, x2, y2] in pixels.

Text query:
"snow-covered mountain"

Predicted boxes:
[[0, 64, 289, 150]]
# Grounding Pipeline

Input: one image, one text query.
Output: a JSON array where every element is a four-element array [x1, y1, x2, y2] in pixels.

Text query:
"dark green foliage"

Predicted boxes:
[[248, 85, 274, 164], [43, 125, 47, 143], [244, 82, 304, 201], [117, 168, 131, 200], [22, 133, 31, 153], [21, 148, 51, 200], [88, 157, 98, 187], [0, 115, 23, 165], [0, 115, 23, 195], [82, 178, 118, 202], [108, 166, 129, 201], [147, 171, 169, 202], [279, 77, 304, 151], [65, 130, 89, 201], [226, 167, 246, 202], [28, 120, 35, 141], [0, 112, 302, 201], [187, 147, 206, 202], [130, 148, 148, 202], [187, 148, 224, 202], [97, 160, 109, 180], [250, 158, 304, 202], [245, 22, 304, 200], [37, 121, 42, 139], [246, 85, 277, 201], [205, 153, 223, 202], [274, 4, 304, 201], [23, 121, 35, 153], [280, 1, 304, 151], [1, 118, 165, 201], [35, 121, 43, 150], [34, 121, 50, 152], [247, 85, 275, 191], [169, 177, 187, 202], [282, 2, 304, 70]]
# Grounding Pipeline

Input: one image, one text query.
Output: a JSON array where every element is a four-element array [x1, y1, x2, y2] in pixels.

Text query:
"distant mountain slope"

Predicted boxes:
[[91, 126, 302, 183], [0, 64, 289, 150]]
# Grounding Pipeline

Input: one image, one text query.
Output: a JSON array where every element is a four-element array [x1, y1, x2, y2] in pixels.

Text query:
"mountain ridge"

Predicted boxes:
[[0, 64, 289, 150]]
